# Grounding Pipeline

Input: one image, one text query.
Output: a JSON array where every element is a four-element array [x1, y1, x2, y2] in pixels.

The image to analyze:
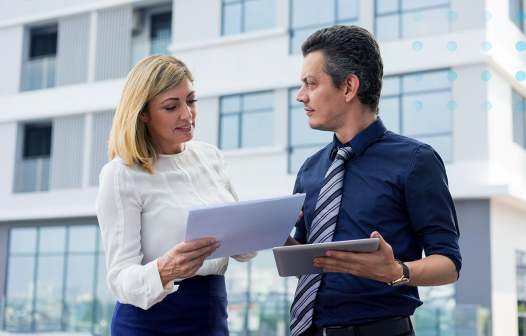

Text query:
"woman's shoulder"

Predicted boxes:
[[99, 157, 146, 181]]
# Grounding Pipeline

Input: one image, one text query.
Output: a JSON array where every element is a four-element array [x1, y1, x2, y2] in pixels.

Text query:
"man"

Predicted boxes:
[[286, 25, 461, 336]]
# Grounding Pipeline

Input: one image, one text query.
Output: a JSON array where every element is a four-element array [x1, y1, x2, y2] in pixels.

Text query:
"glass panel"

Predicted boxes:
[[402, 7, 449, 39], [46, 57, 56, 88], [24, 124, 52, 158], [402, 70, 450, 94], [223, 2, 243, 35], [338, 0, 358, 21], [514, 106, 526, 148], [241, 111, 273, 147], [243, 91, 274, 111], [39, 226, 66, 254], [15, 159, 38, 193], [221, 95, 242, 114], [24, 58, 44, 91], [68, 225, 97, 253], [150, 12, 172, 39], [220, 114, 240, 149], [381, 76, 401, 96], [40, 157, 51, 192], [376, 0, 399, 14], [511, 0, 525, 31], [375, 14, 400, 42], [402, 91, 452, 136], [65, 255, 95, 332], [248, 250, 288, 333], [402, 0, 449, 11], [226, 261, 248, 333], [290, 107, 333, 146], [245, 0, 275, 32], [35, 255, 64, 332], [291, 24, 327, 54], [290, 145, 327, 173], [9, 227, 37, 254], [378, 97, 401, 134], [94, 254, 115, 336], [98, 229, 105, 253], [291, 0, 335, 29], [150, 37, 171, 55], [413, 135, 452, 163], [4, 256, 35, 332]]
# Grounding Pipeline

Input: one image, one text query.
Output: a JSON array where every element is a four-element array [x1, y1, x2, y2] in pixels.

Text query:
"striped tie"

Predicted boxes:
[[290, 146, 355, 336]]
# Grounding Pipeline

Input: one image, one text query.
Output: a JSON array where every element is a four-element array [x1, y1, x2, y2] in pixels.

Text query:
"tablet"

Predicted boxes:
[[272, 238, 380, 277]]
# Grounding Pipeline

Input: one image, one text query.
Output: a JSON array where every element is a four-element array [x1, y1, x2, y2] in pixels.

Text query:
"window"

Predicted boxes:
[[219, 91, 274, 149], [22, 26, 57, 91], [14, 123, 52, 193], [290, 0, 358, 54], [4, 225, 114, 335], [510, 0, 525, 32], [222, 0, 275, 36], [131, 9, 172, 68], [150, 12, 172, 54], [379, 69, 453, 162], [513, 89, 526, 149], [375, 0, 449, 42], [225, 249, 295, 335], [288, 87, 333, 173]]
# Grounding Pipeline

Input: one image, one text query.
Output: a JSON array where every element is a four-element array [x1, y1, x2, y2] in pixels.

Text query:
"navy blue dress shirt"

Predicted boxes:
[[293, 117, 461, 327]]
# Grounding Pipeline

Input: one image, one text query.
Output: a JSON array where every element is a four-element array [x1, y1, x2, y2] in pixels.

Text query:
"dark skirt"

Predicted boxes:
[[111, 275, 229, 336]]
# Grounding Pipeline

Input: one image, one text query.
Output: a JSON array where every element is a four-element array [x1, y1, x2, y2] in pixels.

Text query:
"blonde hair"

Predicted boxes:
[[108, 55, 194, 174]]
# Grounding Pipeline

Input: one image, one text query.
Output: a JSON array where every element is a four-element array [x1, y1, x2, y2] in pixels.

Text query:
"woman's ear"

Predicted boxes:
[[138, 108, 151, 123]]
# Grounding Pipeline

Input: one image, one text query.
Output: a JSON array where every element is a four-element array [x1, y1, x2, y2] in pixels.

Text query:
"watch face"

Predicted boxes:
[[392, 279, 409, 287]]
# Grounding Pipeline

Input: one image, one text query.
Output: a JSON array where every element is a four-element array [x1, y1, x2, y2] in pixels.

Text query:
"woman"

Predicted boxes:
[[96, 54, 257, 335]]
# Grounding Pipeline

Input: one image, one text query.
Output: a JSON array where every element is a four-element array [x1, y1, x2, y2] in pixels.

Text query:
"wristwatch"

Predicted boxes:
[[388, 259, 410, 287]]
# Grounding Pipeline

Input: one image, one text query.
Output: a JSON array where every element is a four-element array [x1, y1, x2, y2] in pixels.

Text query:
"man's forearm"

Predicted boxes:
[[406, 254, 458, 286]]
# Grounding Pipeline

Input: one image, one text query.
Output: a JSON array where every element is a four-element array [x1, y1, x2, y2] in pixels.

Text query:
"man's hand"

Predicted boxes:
[[313, 231, 402, 283], [314, 231, 459, 286]]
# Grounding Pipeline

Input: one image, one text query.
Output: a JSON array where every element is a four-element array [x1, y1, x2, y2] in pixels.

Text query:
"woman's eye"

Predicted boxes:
[[188, 99, 198, 105], [166, 106, 176, 111]]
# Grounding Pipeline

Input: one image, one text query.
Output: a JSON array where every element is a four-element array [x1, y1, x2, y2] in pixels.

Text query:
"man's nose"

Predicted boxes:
[[296, 86, 308, 103]]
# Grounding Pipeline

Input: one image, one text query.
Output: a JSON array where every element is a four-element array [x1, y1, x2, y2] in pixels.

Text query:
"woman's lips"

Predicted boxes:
[[175, 124, 192, 132]]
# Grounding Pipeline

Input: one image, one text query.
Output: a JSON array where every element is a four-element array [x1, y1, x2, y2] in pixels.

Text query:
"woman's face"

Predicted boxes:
[[139, 76, 197, 155]]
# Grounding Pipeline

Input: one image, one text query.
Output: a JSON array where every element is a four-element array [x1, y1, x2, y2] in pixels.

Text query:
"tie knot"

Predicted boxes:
[[336, 146, 354, 162]]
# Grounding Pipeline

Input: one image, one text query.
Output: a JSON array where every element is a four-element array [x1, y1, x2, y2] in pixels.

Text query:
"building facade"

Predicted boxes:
[[0, 0, 525, 335]]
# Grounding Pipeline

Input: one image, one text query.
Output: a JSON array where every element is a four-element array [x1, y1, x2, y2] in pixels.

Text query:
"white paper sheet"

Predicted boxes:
[[184, 194, 306, 260]]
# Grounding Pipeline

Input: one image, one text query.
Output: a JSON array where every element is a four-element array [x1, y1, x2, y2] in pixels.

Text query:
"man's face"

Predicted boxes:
[[296, 50, 347, 132]]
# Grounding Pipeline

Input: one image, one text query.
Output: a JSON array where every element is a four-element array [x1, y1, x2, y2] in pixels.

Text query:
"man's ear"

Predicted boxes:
[[343, 74, 360, 103]]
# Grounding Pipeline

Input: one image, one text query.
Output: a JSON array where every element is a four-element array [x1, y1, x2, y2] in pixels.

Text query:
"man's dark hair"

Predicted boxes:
[[302, 25, 383, 114]]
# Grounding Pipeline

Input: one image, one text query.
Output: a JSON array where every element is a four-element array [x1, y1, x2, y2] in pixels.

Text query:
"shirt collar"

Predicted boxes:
[[330, 117, 387, 158]]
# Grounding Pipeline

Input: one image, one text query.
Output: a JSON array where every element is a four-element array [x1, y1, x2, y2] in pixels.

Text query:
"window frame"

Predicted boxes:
[[221, 0, 275, 36], [289, 0, 359, 54], [218, 91, 274, 150], [374, 0, 450, 41]]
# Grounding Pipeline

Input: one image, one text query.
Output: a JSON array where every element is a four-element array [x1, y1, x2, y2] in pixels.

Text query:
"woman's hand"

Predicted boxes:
[[157, 238, 221, 287]]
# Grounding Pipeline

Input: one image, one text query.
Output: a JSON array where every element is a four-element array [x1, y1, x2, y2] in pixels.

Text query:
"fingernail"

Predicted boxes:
[[210, 239, 216, 244], [327, 252, 331, 257], [215, 242, 220, 247]]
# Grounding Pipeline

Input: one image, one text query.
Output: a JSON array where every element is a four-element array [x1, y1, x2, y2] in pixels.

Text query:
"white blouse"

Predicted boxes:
[[95, 141, 257, 310]]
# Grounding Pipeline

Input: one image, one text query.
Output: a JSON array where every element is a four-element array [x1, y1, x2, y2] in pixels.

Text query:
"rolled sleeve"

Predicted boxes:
[[404, 145, 462, 273]]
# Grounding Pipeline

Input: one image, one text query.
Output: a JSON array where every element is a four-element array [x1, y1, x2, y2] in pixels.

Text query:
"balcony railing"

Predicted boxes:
[[21, 56, 56, 91], [14, 157, 51, 193], [130, 37, 171, 69]]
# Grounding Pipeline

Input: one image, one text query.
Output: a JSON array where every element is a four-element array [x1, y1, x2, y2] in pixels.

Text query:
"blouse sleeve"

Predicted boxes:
[[216, 150, 258, 263], [95, 161, 177, 310]]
